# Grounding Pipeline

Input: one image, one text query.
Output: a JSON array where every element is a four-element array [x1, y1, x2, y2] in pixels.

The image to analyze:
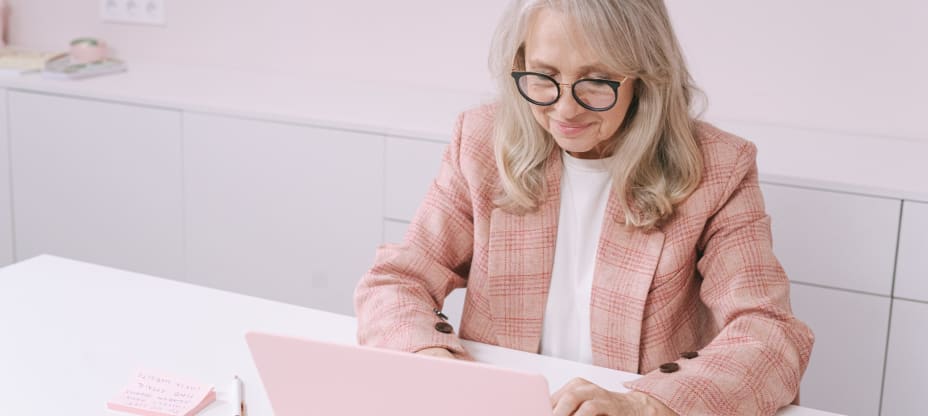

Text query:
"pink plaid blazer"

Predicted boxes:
[[355, 104, 814, 415]]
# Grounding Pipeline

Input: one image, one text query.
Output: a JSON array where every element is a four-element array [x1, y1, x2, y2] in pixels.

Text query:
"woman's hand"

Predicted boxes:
[[551, 378, 676, 416], [415, 347, 455, 359]]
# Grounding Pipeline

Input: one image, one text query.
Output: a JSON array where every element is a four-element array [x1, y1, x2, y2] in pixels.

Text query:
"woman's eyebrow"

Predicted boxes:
[[526, 60, 612, 76], [525, 59, 557, 71], [576, 64, 612, 75]]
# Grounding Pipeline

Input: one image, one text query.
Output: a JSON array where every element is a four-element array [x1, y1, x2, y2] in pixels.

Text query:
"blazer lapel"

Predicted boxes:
[[486, 150, 562, 353], [590, 195, 665, 373]]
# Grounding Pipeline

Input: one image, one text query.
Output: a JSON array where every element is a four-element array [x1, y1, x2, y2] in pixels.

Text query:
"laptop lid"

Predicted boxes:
[[245, 331, 553, 416]]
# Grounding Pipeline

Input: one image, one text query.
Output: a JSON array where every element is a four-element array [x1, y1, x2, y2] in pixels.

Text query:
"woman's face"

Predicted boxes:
[[522, 8, 635, 159]]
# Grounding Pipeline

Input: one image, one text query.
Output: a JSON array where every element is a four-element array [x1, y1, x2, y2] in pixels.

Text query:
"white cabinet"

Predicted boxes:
[[384, 137, 445, 222], [881, 299, 928, 416], [183, 113, 384, 315], [0, 89, 13, 266], [383, 219, 409, 244], [762, 183, 900, 295], [2, 83, 922, 415], [895, 201, 928, 302], [789, 283, 890, 416], [8, 91, 184, 278]]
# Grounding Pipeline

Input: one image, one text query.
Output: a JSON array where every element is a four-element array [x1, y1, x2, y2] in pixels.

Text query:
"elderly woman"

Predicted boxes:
[[355, 0, 814, 414]]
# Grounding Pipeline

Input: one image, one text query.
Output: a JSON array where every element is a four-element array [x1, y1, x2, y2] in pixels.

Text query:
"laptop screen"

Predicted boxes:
[[246, 331, 553, 416]]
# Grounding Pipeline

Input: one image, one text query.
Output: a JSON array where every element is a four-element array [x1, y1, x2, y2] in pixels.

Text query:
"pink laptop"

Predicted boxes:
[[245, 331, 554, 415]]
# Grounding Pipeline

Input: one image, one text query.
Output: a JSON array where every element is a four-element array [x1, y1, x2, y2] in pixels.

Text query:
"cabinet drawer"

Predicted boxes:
[[0, 89, 12, 266], [762, 183, 900, 295], [790, 283, 889, 416], [895, 201, 928, 301], [881, 299, 928, 416], [384, 138, 445, 222], [184, 113, 383, 315], [10, 91, 184, 279]]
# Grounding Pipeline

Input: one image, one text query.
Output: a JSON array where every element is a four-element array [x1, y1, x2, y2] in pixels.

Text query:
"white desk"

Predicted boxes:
[[0, 256, 839, 415]]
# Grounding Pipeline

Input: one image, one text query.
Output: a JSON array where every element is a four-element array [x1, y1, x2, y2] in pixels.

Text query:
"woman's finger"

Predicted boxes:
[[551, 378, 598, 416], [551, 377, 593, 404], [572, 398, 613, 416]]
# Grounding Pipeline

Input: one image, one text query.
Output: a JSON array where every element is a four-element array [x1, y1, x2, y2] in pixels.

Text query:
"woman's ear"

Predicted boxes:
[[513, 45, 526, 71]]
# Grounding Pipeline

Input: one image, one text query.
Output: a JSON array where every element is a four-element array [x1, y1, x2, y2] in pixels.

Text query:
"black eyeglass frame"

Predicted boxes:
[[510, 71, 626, 112]]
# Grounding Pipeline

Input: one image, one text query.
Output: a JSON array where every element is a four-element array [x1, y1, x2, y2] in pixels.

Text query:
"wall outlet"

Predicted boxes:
[[101, 0, 165, 26]]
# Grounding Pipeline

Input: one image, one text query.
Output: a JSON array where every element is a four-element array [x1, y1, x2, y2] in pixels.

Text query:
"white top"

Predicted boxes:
[[541, 150, 615, 364]]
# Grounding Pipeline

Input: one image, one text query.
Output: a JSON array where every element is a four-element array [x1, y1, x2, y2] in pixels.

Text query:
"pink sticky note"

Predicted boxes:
[[106, 369, 216, 416]]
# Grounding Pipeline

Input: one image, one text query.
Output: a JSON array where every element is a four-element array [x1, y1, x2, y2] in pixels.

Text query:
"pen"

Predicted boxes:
[[231, 375, 243, 416]]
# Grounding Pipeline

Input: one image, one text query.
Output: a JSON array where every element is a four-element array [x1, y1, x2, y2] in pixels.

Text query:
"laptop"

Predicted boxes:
[[245, 331, 554, 415]]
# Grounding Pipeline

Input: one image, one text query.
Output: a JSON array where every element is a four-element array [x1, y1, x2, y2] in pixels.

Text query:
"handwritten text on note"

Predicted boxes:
[[106, 369, 216, 416]]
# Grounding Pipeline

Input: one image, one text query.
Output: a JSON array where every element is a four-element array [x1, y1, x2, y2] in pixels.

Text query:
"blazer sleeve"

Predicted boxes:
[[624, 142, 815, 415], [354, 112, 475, 358]]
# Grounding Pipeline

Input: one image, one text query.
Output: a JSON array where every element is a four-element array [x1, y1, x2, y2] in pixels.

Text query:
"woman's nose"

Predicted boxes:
[[552, 84, 585, 119]]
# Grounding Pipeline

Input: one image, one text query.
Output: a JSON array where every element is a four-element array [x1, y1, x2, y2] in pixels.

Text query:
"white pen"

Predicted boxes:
[[231, 375, 244, 416]]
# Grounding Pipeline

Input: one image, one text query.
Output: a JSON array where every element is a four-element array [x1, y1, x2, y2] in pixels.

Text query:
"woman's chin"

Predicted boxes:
[[555, 138, 594, 155]]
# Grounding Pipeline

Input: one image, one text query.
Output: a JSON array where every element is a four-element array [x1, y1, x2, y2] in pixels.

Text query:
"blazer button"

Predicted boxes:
[[659, 362, 680, 373], [433, 308, 449, 321], [435, 322, 454, 334], [680, 351, 699, 359]]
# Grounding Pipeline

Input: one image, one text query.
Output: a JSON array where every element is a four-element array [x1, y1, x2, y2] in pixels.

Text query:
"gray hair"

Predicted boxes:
[[489, 0, 705, 229]]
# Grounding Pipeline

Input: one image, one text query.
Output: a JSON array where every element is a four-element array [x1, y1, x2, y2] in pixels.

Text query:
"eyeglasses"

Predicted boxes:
[[511, 71, 627, 112]]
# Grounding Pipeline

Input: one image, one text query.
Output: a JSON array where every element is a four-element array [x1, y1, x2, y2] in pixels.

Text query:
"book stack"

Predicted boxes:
[[42, 53, 127, 80], [0, 48, 65, 76]]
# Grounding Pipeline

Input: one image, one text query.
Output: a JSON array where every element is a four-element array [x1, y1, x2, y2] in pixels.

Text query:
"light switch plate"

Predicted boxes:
[[101, 0, 165, 26]]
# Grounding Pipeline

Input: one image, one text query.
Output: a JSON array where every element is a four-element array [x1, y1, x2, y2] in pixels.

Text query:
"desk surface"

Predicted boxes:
[[0, 256, 839, 415]]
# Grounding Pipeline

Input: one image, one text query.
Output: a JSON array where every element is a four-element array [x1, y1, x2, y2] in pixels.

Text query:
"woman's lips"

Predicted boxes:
[[553, 120, 592, 137]]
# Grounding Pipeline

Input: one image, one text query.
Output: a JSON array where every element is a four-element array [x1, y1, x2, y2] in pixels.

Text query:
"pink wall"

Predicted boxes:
[[7, 0, 505, 90], [8, 0, 928, 143], [667, 1, 928, 142]]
